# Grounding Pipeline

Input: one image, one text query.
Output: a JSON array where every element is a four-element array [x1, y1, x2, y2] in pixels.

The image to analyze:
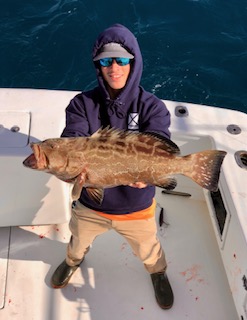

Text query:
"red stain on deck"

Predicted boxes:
[[120, 242, 128, 251], [39, 231, 50, 239], [180, 264, 205, 284]]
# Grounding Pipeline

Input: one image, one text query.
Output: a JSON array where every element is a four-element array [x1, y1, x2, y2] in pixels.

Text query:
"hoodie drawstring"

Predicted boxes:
[[107, 101, 126, 119]]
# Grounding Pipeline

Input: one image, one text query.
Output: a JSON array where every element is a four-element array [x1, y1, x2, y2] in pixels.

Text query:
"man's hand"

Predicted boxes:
[[129, 182, 147, 189]]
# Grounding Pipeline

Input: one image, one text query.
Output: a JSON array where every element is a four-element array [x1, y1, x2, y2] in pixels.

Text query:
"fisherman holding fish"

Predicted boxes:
[[23, 24, 226, 309], [53, 23, 174, 309]]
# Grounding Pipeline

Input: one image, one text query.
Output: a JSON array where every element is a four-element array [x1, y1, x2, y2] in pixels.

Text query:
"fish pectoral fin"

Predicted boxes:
[[86, 187, 104, 205], [156, 177, 177, 190], [71, 174, 85, 200]]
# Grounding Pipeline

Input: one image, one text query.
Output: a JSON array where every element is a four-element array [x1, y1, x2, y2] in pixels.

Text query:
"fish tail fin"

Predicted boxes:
[[186, 150, 227, 191]]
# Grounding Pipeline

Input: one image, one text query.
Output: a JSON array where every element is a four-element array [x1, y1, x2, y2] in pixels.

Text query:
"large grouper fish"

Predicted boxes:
[[23, 127, 227, 204]]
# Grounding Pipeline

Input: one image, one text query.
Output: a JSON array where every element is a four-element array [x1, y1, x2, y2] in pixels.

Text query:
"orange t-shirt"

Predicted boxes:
[[95, 199, 156, 221]]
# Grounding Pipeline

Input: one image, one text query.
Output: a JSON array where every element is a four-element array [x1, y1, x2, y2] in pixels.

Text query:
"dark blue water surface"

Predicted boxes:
[[1, 0, 247, 113]]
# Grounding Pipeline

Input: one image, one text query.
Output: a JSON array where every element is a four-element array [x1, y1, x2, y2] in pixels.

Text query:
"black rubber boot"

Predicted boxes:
[[51, 259, 82, 289], [151, 272, 174, 309]]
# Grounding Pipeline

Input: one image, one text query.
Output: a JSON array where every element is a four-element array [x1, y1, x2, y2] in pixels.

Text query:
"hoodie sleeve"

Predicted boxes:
[[61, 93, 90, 138]]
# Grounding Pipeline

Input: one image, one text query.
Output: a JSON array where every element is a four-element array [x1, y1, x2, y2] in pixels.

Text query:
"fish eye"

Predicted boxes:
[[48, 142, 57, 149]]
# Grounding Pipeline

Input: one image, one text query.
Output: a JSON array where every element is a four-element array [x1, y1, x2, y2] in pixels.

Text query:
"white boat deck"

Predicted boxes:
[[0, 184, 238, 319], [1, 88, 247, 319]]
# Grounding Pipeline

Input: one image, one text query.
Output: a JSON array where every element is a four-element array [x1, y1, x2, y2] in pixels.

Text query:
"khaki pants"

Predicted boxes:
[[66, 201, 167, 274]]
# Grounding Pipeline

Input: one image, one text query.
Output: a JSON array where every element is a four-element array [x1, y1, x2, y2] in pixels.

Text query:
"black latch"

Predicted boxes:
[[242, 275, 247, 291]]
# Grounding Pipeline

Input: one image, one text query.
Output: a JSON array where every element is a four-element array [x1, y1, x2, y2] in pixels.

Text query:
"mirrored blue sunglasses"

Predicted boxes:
[[99, 57, 131, 67]]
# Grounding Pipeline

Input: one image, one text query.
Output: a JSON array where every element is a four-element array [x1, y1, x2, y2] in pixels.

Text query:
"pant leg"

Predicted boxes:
[[66, 201, 112, 266], [113, 217, 167, 274]]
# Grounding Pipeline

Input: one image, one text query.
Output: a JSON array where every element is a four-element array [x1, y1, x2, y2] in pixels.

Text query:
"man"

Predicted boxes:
[[51, 24, 174, 309]]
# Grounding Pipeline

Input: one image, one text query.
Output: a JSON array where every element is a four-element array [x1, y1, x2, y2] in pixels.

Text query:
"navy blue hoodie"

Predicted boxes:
[[61, 24, 171, 214]]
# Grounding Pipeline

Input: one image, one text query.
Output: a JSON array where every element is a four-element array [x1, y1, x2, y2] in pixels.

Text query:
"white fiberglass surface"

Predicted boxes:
[[0, 134, 238, 319]]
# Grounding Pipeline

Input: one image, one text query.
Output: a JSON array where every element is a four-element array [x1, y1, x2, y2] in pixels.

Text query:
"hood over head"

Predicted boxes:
[[92, 24, 143, 103]]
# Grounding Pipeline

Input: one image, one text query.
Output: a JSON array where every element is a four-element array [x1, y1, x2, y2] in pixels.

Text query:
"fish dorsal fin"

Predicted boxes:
[[91, 126, 125, 139], [91, 127, 180, 155], [141, 132, 180, 154]]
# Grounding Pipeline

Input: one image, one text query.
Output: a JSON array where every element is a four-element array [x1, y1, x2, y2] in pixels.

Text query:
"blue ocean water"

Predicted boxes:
[[1, 0, 247, 113]]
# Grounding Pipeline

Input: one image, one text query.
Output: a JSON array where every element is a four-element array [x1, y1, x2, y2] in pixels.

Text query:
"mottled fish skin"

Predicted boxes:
[[23, 127, 227, 204]]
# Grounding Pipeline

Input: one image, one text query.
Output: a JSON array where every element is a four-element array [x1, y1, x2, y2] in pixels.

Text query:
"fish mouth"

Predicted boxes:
[[23, 143, 48, 169]]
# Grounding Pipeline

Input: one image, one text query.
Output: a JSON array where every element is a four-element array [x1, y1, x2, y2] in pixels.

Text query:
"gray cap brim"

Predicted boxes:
[[93, 42, 134, 61]]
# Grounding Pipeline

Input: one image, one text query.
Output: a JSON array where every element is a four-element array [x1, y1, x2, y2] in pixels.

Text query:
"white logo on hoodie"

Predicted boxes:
[[128, 113, 139, 130]]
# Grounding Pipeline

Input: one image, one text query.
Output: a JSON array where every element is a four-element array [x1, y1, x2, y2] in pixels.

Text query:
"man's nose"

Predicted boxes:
[[110, 59, 120, 68]]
